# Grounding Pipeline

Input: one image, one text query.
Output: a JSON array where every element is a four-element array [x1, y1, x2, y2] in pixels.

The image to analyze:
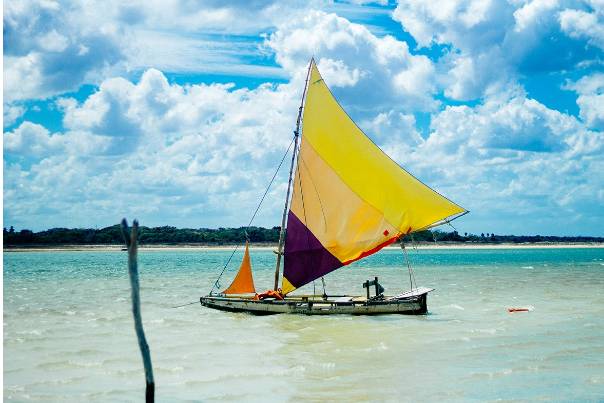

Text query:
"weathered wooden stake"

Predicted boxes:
[[121, 218, 155, 403]]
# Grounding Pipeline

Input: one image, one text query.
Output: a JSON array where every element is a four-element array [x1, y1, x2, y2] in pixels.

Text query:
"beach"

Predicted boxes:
[[4, 247, 604, 400], [4, 242, 603, 252]]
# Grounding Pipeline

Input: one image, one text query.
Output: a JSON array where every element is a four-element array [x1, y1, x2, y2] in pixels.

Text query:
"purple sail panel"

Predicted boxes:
[[283, 210, 343, 289]]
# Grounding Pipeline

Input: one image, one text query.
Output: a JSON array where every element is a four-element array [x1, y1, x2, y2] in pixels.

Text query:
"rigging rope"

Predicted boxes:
[[208, 135, 296, 295], [171, 301, 199, 308], [447, 221, 459, 234], [409, 235, 420, 287], [400, 240, 417, 291]]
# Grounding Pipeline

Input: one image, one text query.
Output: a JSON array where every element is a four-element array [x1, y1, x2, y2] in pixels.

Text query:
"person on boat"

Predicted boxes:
[[254, 289, 284, 300]]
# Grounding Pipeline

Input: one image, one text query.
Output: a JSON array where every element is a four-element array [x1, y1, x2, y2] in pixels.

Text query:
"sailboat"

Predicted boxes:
[[200, 59, 467, 315]]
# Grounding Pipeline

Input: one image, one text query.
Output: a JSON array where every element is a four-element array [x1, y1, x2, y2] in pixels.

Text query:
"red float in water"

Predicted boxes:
[[508, 307, 530, 313]]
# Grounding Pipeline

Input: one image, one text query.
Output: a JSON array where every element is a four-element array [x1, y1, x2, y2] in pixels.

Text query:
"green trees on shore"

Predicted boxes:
[[3, 226, 602, 246], [3, 225, 281, 246]]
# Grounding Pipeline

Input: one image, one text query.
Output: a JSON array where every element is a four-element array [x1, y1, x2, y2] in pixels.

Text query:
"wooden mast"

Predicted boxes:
[[273, 59, 313, 291]]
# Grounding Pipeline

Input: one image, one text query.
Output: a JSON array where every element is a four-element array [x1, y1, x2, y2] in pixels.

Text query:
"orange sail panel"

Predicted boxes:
[[223, 242, 256, 294], [281, 60, 466, 295]]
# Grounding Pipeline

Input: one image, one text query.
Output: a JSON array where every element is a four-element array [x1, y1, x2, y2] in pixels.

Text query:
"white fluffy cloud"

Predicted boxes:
[[3, 1, 603, 235], [4, 69, 303, 229], [266, 10, 438, 112], [59, 68, 301, 154], [3, 0, 124, 102], [393, 0, 604, 101], [393, 0, 515, 100], [5, 67, 603, 234], [361, 111, 423, 146], [393, 0, 513, 50], [3, 104, 25, 128], [4, 122, 109, 157], [565, 73, 604, 130], [392, 90, 604, 234], [2, 0, 307, 104], [559, 4, 604, 50]]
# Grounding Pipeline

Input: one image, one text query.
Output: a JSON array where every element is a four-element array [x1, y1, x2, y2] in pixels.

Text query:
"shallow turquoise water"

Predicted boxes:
[[4, 248, 604, 401]]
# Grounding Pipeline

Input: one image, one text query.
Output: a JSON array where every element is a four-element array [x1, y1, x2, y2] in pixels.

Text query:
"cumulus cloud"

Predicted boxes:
[[559, 5, 604, 50], [393, 0, 515, 100], [266, 10, 438, 112], [443, 51, 511, 100], [58, 68, 302, 153], [3, 104, 25, 128], [4, 0, 316, 102], [3, 1, 603, 236], [4, 121, 110, 157], [393, 0, 513, 50], [393, 0, 604, 101], [358, 111, 425, 162], [565, 73, 604, 130], [392, 91, 604, 234], [4, 69, 303, 229], [3, 0, 124, 102], [2, 0, 307, 103], [4, 122, 64, 157], [6, 65, 602, 234], [421, 93, 579, 158]]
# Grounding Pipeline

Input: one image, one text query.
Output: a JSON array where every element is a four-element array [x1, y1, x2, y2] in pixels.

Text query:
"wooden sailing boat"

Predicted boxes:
[[201, 59, 467, 315]]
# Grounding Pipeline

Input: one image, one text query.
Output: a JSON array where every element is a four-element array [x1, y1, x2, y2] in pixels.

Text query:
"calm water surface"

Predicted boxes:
[[4, 248, 604, 401]]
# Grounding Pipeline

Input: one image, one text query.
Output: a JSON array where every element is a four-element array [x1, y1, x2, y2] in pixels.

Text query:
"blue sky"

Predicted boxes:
[[3, 0, 604, 235]]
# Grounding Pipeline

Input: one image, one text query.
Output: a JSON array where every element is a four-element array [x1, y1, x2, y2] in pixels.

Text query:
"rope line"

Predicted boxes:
[[208, 136, 296, 295], [400, 241, 417, 291], [246, 136, 296, 231], [171, 301, 199, 308]]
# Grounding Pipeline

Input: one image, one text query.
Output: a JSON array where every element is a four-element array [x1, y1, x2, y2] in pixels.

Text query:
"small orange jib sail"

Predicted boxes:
[[223, 242, 256, 294]]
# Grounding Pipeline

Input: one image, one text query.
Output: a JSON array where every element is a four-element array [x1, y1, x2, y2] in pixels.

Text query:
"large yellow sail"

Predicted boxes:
[[282, 60, 466, 294]]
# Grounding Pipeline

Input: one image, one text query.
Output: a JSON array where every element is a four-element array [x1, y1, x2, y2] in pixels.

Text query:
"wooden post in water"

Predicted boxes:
[[121, 218, 155, 403]]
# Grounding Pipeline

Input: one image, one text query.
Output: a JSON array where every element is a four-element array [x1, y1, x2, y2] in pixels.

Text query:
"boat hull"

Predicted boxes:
[[200, 289, 431, 315]]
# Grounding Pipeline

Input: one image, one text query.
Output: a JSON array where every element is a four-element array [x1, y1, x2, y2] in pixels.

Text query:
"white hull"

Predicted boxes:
[[200, 288, 433, 315]]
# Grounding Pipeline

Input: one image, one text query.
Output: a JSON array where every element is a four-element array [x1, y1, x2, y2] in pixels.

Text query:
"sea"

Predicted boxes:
[[4, 247, 604, 402]]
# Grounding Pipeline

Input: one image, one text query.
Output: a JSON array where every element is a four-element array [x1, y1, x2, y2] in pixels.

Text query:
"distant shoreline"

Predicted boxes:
[[4, 242, 603, 252], [6, 226, 602, 250]]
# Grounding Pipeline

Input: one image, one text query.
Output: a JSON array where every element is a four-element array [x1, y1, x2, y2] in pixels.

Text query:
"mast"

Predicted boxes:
[[273, 59, 313, 291]]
